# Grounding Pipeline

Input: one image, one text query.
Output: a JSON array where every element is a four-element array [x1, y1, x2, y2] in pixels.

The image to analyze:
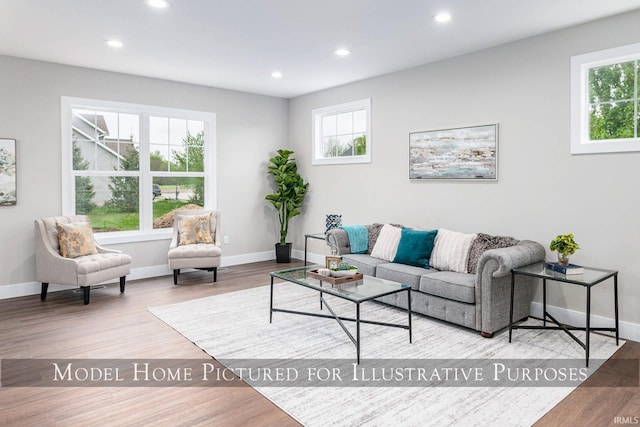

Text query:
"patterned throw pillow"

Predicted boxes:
[[56, 222, 98, 258], [370, 224, 403, 261], [429, 228, 477, 273], [178, 214, 214, 245], [466, 233, 519, 274], [366, 223, 385, 253]]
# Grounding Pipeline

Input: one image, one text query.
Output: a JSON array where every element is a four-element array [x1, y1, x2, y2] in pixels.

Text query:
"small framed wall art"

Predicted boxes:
[[0, 138, 17, 206], [325, 256, 342, 270], [409, 123, 498, 180]]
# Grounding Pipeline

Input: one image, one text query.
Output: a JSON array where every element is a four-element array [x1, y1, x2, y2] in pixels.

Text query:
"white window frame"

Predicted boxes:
[[312, 98, 371, 165], [61, 96, 217, 244], [571, 42, 640, 154]]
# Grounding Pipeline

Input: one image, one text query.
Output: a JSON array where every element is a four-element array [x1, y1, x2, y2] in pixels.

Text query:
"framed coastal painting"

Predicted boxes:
[[409, 124, 498, 180], [0, 138, 17, 205]]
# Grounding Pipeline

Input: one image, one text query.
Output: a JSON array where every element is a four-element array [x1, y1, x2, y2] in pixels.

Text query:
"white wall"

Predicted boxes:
[[289, 10, 640, 331], [0, 55, 288, 288]]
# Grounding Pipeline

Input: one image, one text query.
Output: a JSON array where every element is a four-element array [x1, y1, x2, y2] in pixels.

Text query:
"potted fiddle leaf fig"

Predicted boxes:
[[265, 149, 309, 263], [549, 233, 579, 265]]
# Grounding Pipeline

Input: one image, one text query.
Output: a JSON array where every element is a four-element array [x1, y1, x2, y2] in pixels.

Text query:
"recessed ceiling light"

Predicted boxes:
[[271, 71, 283, 79], [434, 12, 452, 23], [335, 48, 350, 57], [106, 40, 123, 48], [146, 0, 169, 8]]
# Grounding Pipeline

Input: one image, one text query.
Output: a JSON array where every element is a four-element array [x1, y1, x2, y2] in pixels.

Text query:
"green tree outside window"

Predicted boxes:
[[588, 60, 639, 141]]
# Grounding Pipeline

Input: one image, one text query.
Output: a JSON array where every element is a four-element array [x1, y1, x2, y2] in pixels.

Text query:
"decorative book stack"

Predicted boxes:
[[545, 262, 584, 275]]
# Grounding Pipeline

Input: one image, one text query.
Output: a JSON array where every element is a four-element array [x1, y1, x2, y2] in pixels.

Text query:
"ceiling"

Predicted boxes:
[[1, 0, 640, 99]]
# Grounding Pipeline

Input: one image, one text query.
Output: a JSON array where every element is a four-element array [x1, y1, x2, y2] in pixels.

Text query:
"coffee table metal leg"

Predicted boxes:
[[356, 303, 361, 364], [269, 276, 274, 323], [509, 272, 515, 343], [586, 287, 591, 368], [543, 278, 547, 327], [408, 289, 412, 344], [614, 274, 619, 345]]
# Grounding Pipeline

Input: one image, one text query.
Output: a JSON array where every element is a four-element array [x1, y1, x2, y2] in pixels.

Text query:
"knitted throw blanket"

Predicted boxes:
[[340, 225, 369, 254]]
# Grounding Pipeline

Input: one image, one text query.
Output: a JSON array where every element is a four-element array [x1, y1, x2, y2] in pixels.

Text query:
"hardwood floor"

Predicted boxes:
[[0, 260, 306, 427], [0, 260, 637, 426]]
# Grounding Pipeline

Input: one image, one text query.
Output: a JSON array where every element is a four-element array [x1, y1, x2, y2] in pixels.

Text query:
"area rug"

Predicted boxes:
[[149, 283, 623, 427]]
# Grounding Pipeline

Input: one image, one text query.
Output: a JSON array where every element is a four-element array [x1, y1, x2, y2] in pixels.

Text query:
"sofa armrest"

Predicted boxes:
[[34, 220, 79, 284], [475, 240, 545, 334], [476, 240, 546, 279], [325, 228, 351, 255]]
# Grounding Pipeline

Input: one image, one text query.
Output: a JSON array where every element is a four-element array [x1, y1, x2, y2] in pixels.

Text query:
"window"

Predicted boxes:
[[312, 98, 371, 165], [571, 42, 640, 154], [61, 97, 216, 243]]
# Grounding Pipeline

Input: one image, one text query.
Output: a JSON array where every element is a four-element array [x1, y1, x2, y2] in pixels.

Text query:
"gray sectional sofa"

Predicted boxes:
[[326, 226, 545, 337]]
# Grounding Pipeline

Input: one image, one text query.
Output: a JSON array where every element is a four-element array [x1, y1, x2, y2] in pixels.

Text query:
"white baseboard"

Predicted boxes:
[[0, 251, 278, 301], [291, 249, 325, 266], [221, 250, 276, 267]]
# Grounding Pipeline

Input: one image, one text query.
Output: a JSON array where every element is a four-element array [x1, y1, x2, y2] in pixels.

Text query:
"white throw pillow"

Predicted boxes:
[[370, 224, 403, 261], [430, 228, 477, 273]]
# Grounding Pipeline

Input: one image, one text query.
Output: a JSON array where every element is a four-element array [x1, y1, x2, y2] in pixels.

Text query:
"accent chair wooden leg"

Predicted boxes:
[[173, 269, 179, 285], [40, 283, 49, 301], [120, 276, 126, 293], [82, 286, 90, 305], [213, 267, 217, 283], [480, 331, 494, 338]]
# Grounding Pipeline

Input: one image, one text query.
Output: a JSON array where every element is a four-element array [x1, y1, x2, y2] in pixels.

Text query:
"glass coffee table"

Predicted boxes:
[[270, 266, 412, 363]]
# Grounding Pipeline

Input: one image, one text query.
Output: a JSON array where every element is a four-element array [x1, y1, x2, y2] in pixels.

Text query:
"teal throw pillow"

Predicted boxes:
[[393, 228, 438, 268]]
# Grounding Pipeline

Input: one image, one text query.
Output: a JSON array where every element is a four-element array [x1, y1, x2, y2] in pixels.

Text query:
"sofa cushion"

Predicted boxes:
[[370, 224, 403, 261], [168, 243, 222, 260], [341, 254, 388, 277], [419, 271, 476, 304], [75, 252, 132, 275], [430, 228, 477, 273], [466, 233, 519, 274], [377, 262, 438, 290], [393, 228, 438, 268]]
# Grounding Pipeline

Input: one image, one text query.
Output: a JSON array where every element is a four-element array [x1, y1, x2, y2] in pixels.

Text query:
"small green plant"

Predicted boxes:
[[332, 262, 357, 271], [549, 233, 580, 255]]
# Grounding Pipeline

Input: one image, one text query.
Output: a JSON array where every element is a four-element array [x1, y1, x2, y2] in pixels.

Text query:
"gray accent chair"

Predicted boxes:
[[168, 209, 222, 285], [326, 227, 546, 337], [34, 215, 132, 305]]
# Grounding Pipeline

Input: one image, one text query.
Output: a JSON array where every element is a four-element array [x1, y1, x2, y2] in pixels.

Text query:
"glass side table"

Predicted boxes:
[[304, 232, 326, 265], [510, 262, 619, 367]]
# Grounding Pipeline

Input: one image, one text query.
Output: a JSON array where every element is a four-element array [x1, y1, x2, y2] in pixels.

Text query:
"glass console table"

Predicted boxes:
[[304, 232, 326, 265], [510, 262, 619, 367]]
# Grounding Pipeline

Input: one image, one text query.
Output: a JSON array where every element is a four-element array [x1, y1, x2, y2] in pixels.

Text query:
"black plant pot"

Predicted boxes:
[[275, 243, 292, 263]]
